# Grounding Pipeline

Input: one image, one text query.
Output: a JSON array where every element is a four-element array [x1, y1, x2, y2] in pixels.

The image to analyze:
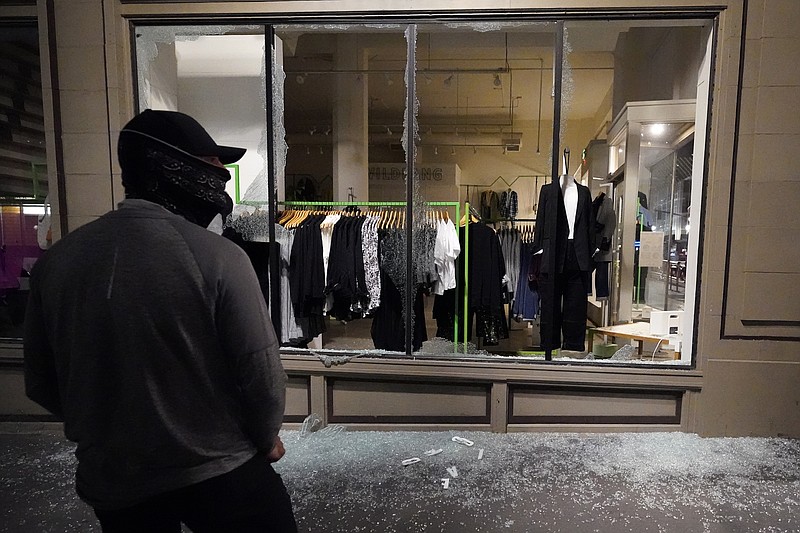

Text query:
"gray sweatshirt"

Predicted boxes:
[[24, 199, 286, 510]]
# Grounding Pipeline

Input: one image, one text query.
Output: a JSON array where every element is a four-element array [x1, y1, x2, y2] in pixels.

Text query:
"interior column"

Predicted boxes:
[[333, 35, 368, 202]]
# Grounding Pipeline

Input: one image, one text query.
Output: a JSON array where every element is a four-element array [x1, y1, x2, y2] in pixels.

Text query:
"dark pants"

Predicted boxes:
[[94, 455, 297, 533], [539, 240, 589, 351], [594, 261, 610, 299]]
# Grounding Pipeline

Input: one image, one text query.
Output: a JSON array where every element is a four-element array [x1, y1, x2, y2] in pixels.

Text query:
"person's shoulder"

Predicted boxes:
[[172, 219, 247, 258]]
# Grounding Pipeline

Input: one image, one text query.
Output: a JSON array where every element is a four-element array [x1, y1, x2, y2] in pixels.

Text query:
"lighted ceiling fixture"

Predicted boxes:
[[493, 74, 502, 88], [451, 146, 456, 155], [434, 146, 439, 155], [306, 146, 310, 155], [386, 126, 392, 135], [650, 123, 666, 136], [385, 73, 394, 86]]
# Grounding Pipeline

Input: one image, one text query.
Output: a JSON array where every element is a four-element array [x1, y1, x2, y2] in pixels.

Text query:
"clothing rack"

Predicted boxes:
[[280, 200, 462, 355]]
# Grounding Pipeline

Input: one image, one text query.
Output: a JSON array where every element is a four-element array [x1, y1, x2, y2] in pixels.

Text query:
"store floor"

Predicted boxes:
[[2, 424, 799, 532]]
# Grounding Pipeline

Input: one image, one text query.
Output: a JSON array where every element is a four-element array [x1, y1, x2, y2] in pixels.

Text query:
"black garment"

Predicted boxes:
[[594, 261, 610, 299], [538, 240, 589, 351], [480, 190, 501, 222], [433, 288, 456, 340], [93, 454, 297, 533], [532, 180, 593, 274], [289, 215, 326, 338], [327, 216, 366, 321], [451, 222, 508, 343], [533, 180, 593, 352], [370, 270, 426, 352]]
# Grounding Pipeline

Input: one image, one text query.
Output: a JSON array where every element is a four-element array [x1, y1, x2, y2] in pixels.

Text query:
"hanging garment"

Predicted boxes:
[[274, 224, 309, 343], [361, 215, 381, 311], [500, 190, 518, 220], [591, 193, 616, 300], [591, 193, 616, 263], [512, 241, 540, 321], [498, 227, 521, 298], [432, 218, 461, 295], [371, 227, 427, 351], [326, 216, 369, 321], [288, 215, 327, 340], [451, 222, 508, 343], [480, 190, 501, 222]]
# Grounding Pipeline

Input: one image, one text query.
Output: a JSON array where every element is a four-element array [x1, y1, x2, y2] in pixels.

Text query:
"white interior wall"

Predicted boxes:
[[178, 76, 265, 203], [143, 42, 178, 111]]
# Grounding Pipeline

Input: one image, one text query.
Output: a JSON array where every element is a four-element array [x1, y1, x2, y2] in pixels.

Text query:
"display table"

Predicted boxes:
[[588, 322, 681, 360]]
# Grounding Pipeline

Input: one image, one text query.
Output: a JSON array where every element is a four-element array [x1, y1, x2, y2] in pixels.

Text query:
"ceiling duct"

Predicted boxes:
[[502, 135, 522, 152]]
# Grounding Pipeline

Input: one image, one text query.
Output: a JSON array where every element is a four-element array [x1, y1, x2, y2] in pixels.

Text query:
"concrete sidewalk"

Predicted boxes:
[[2, 425, 799, 532]]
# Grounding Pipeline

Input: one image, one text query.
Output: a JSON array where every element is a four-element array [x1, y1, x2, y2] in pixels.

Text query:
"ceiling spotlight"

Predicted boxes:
[[306, 146, 310, 155], [473, 146, 477, 154], [309, 126, 316, 136], [319, 146, 323, 155], [296, 73, 306, 84], [386, 126, 392, 135], [385, 73, 394, 86], [424, 74, 432, 85], [650, 123, 666, 136], [451, 146, 456, 155], [443, 74, 453, 87], [434, 146, 439, 155], [493, 74, 502, 88], [324, 126, 331, 135]]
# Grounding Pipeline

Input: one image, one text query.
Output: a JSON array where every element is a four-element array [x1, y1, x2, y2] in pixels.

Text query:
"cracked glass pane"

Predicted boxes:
[[134, 25, 269, 228], [413, 22, 555, 357], [561, 19, 711, 365], [274, 24, 409, 352]]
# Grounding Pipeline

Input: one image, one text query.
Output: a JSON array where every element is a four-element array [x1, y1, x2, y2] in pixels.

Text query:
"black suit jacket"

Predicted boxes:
[[532, 179, 593, 274]]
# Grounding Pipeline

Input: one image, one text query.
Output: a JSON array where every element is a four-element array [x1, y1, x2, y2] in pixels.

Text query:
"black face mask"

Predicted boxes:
[[120, 132, 233, 228]]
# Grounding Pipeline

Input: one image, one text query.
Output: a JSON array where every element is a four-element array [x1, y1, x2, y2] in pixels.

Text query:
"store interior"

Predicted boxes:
[[133, 18, 712, 364]]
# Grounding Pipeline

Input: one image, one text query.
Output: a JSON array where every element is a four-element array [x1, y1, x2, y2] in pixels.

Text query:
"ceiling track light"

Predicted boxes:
[[493, 74, 502, 88]]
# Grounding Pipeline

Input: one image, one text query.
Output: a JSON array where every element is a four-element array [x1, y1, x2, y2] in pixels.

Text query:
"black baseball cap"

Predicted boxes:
[[120, 109, 246, 164]]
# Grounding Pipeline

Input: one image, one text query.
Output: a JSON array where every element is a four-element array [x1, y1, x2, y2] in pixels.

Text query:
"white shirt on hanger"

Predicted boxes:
[[433, 218, 461, 295]]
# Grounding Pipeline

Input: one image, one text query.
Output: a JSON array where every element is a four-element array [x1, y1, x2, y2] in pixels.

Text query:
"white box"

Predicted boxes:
[[650, 310, 683, 336]]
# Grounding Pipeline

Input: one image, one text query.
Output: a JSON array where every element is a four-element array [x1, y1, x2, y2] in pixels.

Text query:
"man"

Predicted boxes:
[[23, 110, 297, 532]]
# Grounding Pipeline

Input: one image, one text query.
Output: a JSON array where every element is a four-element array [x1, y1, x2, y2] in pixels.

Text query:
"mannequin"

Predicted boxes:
[[532, 169, 593, 358]]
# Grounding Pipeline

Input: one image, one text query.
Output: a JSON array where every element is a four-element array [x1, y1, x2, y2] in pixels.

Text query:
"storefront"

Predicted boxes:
[[2, 0, 799, 437]]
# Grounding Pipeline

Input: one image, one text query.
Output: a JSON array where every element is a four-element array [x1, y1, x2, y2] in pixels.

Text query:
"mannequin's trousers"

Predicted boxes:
[[539, 240, 590, 351]]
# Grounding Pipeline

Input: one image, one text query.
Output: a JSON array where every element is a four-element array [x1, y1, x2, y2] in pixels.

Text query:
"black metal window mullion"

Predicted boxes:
[[404, 24, 417, 356], [543, 20, 565, 362], [265, 24, 281, 341]]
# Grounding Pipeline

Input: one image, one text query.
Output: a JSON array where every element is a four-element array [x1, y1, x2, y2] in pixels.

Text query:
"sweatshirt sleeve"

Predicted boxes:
[[215, 246, 286, 452]]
